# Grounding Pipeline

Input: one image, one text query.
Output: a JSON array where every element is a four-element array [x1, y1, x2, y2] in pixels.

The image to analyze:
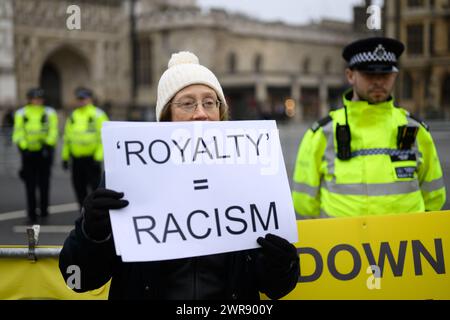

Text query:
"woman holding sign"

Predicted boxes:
[[59, 52, 299, 300]]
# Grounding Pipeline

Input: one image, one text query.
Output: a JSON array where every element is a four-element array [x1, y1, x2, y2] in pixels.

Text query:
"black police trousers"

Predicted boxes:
[[71, 156, 101, 208], [21, 149, 53, 220]]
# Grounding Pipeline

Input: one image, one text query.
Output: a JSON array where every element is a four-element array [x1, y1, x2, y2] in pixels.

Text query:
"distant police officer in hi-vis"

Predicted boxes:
[[12, 88, 58, 223], [62, 87, 109, 209], [292, 37, 446, 218]]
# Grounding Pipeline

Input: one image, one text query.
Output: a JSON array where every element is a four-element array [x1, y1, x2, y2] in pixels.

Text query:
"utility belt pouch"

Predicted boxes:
[[336, 124, 351, 160]]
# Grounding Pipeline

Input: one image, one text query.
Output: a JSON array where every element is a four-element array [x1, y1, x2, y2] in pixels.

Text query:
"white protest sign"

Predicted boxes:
[[102, 120, 298, 262]]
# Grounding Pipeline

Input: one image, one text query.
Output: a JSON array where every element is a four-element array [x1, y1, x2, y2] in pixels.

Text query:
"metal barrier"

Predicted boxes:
[[0, 247, 61, 259], [0, 223, 109, 300], [0, 224, 60, 260]]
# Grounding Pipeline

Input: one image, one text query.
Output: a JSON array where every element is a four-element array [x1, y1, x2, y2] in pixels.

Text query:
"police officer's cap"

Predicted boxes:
[[343, 37, 405, 74], [27, 88, 45, 99], [75, 87, 93, 99]]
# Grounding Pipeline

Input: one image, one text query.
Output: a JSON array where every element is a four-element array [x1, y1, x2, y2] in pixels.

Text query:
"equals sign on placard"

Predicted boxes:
[[193, 179, 209, 190]]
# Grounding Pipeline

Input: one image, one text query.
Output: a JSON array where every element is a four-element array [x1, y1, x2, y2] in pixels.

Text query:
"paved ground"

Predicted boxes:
[[0, 121, 449, 246]]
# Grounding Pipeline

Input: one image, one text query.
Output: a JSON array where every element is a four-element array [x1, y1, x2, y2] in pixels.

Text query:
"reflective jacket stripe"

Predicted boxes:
[[322, 180, 420, 196], [322, 121, 335, 176], [421, 178, 445, 192], [293, 182, 319, 197], [295, 179, 422, 196]]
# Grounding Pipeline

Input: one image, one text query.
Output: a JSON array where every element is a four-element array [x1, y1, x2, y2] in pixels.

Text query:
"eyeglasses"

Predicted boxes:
[[171, 98, 221, 113]]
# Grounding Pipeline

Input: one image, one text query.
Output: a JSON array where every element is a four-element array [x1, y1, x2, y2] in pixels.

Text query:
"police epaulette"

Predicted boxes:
[[407, 112, 429, 131], [311, 115, 332, 133]]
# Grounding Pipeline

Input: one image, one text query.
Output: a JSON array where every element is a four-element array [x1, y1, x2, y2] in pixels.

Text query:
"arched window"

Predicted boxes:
[[302, 57, 311, 74], [228, 52, 237, 74], [403, 72, 414, 99], [254, 54, 263, 73], [324, 57, 332, 74], [442, 74, 450, 106], [39, 63, 61, 109], [136, 37, 152, 86]]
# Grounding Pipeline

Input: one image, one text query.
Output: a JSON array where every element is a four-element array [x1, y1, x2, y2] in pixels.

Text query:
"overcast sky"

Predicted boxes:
[[197, 0, 379, 25]]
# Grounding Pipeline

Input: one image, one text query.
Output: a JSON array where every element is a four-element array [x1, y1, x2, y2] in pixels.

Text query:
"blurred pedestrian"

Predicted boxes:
[[59, 51, 299, 300], [61, 87, 109, 209], [12, 88, 58, 223], [292, 37, 446, 218]]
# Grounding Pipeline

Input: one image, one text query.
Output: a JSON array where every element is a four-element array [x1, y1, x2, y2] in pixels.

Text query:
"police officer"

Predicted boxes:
[[62, 87, 109, 209], [292, 37, 446, 218], [12, 88, 58, 223]]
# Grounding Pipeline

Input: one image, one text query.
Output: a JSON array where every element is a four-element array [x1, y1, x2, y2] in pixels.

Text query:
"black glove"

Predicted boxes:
[[62, 160, 69, 171], [82, 188, 129, 241], [257, 233, 299, 273]]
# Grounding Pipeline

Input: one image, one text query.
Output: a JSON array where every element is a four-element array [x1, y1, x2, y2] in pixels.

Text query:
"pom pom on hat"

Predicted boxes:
[[168, 51, 200, 68], [155, 51, 227, 121]]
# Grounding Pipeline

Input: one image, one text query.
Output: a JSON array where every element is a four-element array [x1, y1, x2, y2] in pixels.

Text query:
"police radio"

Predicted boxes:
[[336, 106, 352, 160], [397, 125, 418, 150], [336, 124, 351, 160]]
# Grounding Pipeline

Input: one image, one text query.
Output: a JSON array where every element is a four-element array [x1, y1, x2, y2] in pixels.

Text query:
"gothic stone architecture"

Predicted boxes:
[[1, 0, 360, 122], [11, 0, 132, 115], [385, 0, 450, 119]]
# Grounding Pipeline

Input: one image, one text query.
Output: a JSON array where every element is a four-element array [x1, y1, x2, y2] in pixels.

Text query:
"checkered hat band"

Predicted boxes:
[[349, 51, 397, 67]]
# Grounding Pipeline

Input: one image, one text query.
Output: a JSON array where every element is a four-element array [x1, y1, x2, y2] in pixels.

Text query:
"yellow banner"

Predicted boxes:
[[0, 248, 109, 300], [0, 211, 449, 299], [284, 210, 450, 300]]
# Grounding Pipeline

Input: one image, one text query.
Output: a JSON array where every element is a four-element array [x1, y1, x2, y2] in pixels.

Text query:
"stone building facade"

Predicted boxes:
[[134, 1, 356, 121], [385, 0, 450, 119], [0, 0, 16, 109], [9, 0, 132, 117], [0, 0, 363, 122]]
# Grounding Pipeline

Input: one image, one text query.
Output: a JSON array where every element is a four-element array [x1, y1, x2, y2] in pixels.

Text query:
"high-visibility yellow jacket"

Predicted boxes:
[[62, 104, 108, 161], [12, 104, 58, 151], [292, 90, 446, 218]]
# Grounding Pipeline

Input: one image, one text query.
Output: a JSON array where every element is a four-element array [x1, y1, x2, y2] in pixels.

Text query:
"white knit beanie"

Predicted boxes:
[[156, 51, 227, 121]]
